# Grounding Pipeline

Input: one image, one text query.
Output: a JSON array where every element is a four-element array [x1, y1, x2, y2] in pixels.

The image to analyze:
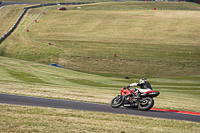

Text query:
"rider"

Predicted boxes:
[[125, 78, 152, 99]]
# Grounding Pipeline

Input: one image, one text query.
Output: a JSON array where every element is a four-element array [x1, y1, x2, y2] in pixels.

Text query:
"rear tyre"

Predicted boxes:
[[111, 95, 124, 108], [138, 97, 154, 111]]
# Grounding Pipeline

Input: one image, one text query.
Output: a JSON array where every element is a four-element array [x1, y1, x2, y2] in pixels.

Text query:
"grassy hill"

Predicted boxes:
[[0, 2, 199, 108], [0, 2, 200, 77], [0, 2, 200, 132], [0, 55, 200, 132]]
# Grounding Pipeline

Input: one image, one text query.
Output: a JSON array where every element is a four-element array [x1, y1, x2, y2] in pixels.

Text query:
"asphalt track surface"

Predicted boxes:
[[0, 93, 200, 123]]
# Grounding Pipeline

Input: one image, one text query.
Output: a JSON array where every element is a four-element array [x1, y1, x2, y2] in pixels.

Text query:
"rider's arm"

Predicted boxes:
[[125, 83, 140, 89], [129, 83, 138, 87]]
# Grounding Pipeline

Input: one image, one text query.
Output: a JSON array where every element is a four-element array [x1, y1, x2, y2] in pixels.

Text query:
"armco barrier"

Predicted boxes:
[[0, 8, 27, 44], [0, 3, 58, 44], [0, 2, 92, 44], [0, 2, 93, 44]]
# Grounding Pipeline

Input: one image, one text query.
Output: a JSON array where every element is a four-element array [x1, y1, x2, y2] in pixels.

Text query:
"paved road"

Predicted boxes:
[[0, 93, 199, 122]]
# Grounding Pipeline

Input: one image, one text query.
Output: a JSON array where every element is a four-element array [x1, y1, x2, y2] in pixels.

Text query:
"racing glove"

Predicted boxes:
[[125, 85, 130, 89]]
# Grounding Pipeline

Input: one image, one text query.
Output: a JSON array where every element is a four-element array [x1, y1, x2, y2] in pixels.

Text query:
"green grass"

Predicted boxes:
[[1, 104, 200, 133], [6, 69, 49, 84], [66, 78, 121, 87], [0, 56, 199, 112]]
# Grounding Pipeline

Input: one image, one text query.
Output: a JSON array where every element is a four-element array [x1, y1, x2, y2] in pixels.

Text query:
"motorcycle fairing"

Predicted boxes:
[[137, 88, 152, 93], [141, 91, 160, 97], [121, 88, 138, 96]]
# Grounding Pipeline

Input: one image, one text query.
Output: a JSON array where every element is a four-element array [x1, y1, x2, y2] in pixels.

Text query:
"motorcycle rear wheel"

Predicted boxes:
[[111, 95, 124, 108], [138, 97, 154, 111]]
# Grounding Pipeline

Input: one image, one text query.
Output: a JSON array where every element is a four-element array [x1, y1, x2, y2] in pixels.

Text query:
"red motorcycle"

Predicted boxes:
[[111, 87, 160, 111]]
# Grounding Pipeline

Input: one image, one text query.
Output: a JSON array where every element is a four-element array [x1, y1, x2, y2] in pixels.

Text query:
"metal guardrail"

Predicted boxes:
[[0, 2, 98, 44], [0, 3, 59, 44], [0, 2, 96, 44], [0, 8, 26, 43]]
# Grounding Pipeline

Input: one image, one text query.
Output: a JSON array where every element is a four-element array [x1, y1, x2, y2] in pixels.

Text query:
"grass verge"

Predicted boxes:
[[0, 56, 199, 112], [1, 103, 200, 133]]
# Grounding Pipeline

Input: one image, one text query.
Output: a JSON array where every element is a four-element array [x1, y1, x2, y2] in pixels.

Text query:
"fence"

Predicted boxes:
[[0, 8, 27, 43], [0, 3, 58, 44], [0, 2, 99, 44]]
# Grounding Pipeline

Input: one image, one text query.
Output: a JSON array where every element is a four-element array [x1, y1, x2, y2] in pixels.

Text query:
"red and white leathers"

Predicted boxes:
[[129, 82, 153, 96]]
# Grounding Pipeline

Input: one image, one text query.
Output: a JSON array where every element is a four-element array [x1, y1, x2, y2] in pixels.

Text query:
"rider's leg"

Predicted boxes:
[[134, 89, 141, 99]]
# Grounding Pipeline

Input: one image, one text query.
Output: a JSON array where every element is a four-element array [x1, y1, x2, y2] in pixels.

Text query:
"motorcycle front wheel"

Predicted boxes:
[[138, 97, 154, 111], [111, 95, 124, 108]]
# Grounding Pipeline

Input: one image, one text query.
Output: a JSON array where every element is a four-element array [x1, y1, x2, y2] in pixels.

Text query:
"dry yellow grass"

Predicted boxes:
[[0, 5, 27, 37], [1, 3, 200, 77], [1, 103, 200, 133], [1, 2, 200, 132]]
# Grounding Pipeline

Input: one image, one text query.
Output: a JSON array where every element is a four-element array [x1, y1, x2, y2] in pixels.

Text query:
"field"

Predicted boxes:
[[1, 104, 200, 133], [0, 1, 200, 132], [1, 2, 200, 77]]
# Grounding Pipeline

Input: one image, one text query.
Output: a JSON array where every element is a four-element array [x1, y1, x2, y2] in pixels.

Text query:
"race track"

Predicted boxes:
[[0, 1, 199, 123], [0, 93, 199, 123]]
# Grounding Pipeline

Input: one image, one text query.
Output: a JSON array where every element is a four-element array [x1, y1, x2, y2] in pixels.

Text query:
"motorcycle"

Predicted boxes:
[[111, 87, 160, 111]]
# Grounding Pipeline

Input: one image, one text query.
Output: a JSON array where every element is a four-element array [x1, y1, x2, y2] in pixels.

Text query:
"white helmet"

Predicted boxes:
[[139, 78, 147, 84]]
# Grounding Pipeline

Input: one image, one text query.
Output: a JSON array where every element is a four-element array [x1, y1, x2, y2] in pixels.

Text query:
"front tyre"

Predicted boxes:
[[138, 97, 154, 111], [111, 95, 124, 108]]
